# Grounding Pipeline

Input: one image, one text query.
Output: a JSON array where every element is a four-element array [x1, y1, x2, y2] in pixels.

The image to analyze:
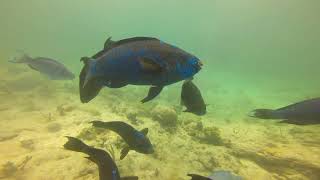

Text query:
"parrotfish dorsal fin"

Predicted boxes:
[[104, 37, 115, 49], [139, 57, 163, 72], [140, 128, 148, 135], [105, 37, 159, 52]]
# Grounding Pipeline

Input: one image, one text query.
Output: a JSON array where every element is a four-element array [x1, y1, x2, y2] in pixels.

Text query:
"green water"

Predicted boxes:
[[0, 1, 319, 180]]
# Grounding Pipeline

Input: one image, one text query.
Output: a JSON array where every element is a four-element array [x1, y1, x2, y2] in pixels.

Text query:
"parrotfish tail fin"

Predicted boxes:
[[248, 109, 276, 119], [90, 120, 109, 128], [9, 51, 32, 63], [63, 136, 90, 154], [79, 57, 103, 103], [120, 176, 139, 180], [187, 174, 212, 180], [141, 86, 163, 103]]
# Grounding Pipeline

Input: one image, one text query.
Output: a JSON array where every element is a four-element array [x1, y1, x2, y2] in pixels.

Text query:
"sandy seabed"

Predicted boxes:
[[0, 64, 319, 180]]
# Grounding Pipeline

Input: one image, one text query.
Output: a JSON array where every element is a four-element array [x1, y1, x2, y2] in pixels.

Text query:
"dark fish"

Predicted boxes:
[[79, 37, 203, 103], [9, 53, 75, 80], [90, 121, 154, 160], [249, 98, 320, 125], [63, 136, 138, 180], [181, 80, 206, 115], [187, 174, 212, 180]]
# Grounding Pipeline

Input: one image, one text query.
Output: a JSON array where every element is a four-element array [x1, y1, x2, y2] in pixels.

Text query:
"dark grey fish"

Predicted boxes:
[[249, 98, 320, 125], [64, 136, 138, 180], [90, 121, 154, 160], [181, 80, 206, 116], [9, 53, 75, 80]]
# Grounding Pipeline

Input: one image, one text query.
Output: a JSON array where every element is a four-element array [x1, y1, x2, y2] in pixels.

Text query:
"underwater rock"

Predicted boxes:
[[56, 104, 75, 116], [0, 131, 19, 142], [47, 122, 62, 132], [1, 161, 18, 178], [126, 110, 139, 125], [20, 139, 35, 150], [151, 105, 178, 128], [189, 125, 228, 146]]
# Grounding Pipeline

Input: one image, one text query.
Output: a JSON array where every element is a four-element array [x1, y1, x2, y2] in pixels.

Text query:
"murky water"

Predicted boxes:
[[0, 1, 319, 180]]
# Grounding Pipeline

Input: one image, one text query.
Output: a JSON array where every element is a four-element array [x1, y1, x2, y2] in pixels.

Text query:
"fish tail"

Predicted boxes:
[[79, 57, 103, 103], [248, 109, 277, 119], [63, 136, 90, 154], [9, 52, 32, 63]]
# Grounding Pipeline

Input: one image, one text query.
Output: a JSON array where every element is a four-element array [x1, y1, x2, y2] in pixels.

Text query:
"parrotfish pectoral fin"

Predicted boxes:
[[139, 57, 163, 73], [141, 86, 163, 103], [140, 128, 149, 135], [120, 176, 139, 180], [120, 147, 130, 160]]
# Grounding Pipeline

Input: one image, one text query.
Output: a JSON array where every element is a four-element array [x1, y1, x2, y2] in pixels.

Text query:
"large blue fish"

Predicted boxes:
[[249, 98, 320, 125], [79, 37, 202, 103]]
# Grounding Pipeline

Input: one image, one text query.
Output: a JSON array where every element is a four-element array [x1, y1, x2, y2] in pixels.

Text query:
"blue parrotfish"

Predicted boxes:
[[79, 37, 203, 103]]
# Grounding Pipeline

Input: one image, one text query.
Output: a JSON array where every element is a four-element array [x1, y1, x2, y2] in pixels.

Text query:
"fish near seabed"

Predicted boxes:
[[64, 136, 138, 180], [90, 120, 154, 160], [79, 37, 203, 103], [181, 80, 206, 115], [188, 170, 243, 180], [9, 53, 75, 80], [249, 97, 320, 125]]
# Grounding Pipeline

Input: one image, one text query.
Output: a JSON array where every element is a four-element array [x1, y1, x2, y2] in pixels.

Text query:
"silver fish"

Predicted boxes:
[[9, 53, 75, 80]]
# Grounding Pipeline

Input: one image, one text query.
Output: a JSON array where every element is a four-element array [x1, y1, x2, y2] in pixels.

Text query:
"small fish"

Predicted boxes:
[[79, 37, 203, 103], [181, 80, 206, 115], [63, 136, 138, 180], [249, 98, 320, 125], [90, 121, 154, 160], [9, 53, 75, 80], [188, 170, 243, 180]]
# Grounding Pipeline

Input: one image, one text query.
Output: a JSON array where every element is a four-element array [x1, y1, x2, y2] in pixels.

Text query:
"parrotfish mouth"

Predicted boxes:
[[248, 110, 257, 117]]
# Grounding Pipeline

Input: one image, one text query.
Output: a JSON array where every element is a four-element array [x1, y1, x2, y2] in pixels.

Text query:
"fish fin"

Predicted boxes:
[[79, 57, 103, 103], [139, 57, 164, 73], [141, 86, 163, 103], [104, 37, 115, 49], [187, 174, 212, 180], [84, 156, 95, 162], [120, 176, 139, 180], [140, 128, 148, 135], [279, 119, 319, 125], [63, 136, 89, 153], [120, 147, 130, 160], [90, 120, 107, 128], [27, 64, 39, 71]]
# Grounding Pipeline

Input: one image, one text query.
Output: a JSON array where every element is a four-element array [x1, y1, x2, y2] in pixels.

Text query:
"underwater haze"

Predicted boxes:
[[0, 0, 319, 180]]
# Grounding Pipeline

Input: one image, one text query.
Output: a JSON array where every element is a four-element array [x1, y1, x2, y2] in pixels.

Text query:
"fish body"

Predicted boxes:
[[181, 80, 206, 115], [91, 121, 154, 159], [188, 170, 243, 180], [10, 54, 75, 80], [63, 137, 138, 180], [249, 98, 320, 125], [80, 37, 202, 103]]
